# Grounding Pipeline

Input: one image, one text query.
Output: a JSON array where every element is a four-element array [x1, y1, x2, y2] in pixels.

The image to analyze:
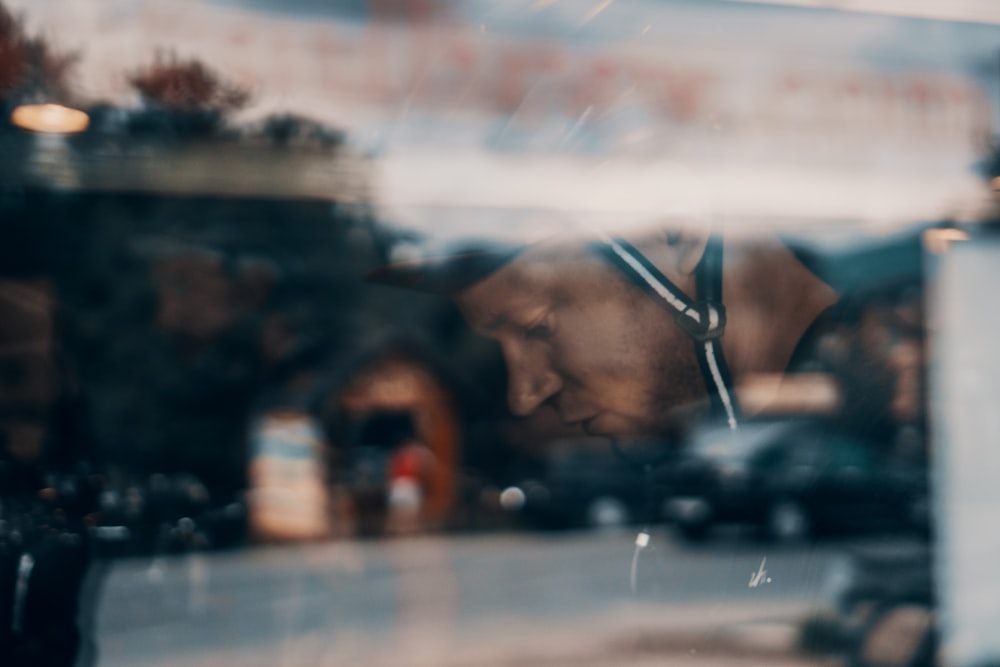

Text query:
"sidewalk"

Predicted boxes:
[[412, 602, 832, 667], [131, 601, 838, 667]]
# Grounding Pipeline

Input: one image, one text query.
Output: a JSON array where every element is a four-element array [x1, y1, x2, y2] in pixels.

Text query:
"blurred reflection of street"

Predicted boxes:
[[92, 530, 877, 666]]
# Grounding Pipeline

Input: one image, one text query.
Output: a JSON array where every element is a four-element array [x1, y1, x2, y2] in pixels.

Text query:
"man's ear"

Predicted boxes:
[[665, 226, 710, 275]]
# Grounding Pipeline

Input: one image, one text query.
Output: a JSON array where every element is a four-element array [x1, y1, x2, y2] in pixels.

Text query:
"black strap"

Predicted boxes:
[[590, 238, 727, 342], [591, 235, 741, 429]]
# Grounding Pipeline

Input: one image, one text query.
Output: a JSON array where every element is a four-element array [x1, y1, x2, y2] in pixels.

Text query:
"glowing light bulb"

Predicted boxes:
[[11, 104, 90, 134]]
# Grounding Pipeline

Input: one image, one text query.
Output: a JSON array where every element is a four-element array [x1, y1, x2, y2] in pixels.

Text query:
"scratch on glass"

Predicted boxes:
[[495, 79, 544, 141], [629, 529, 651, 594], [579, 0, 616, 27], [560, 105, 593, 147], [749, 557, 773, 588]]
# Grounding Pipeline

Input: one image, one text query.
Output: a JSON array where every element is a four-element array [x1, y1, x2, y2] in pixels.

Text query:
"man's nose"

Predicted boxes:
[[504, 344, 562, 417]]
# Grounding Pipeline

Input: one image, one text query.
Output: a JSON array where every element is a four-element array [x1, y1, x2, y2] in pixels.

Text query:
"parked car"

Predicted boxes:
[[662, 419, 929, 541], [500, 438, 675, 530], [94, 473, 247, 557]]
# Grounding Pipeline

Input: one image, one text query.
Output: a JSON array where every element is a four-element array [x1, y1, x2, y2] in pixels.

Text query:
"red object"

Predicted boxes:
[[389, 442, 430, 482]]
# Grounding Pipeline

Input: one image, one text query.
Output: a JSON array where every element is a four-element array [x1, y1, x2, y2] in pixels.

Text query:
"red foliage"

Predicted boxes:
[[0, 2, 76, 101], [128, 53, 250, 113]]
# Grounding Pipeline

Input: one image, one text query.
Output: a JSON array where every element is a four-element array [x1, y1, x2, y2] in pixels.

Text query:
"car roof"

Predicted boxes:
[[687, 418, 821, 460]]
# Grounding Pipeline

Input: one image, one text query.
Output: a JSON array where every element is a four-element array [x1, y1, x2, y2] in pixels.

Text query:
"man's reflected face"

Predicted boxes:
[[454, 242, 706, 436]]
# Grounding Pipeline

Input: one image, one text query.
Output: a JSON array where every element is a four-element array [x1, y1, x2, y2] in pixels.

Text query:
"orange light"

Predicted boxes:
[[10, 104, 89, 134]]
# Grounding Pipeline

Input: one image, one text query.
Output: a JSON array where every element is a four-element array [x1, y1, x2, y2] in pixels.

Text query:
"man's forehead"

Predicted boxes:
[[454, 238, 605, 322], [452, 250, 549, 326]]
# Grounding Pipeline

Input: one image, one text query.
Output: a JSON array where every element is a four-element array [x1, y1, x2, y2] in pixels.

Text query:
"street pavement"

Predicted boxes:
[[90, 528, 855, 666]]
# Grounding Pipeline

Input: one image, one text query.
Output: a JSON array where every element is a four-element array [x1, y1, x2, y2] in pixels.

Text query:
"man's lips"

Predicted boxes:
[[576, 413, 644, 437], [558, 412, 599, 433], [555, 401, 603, 434]]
